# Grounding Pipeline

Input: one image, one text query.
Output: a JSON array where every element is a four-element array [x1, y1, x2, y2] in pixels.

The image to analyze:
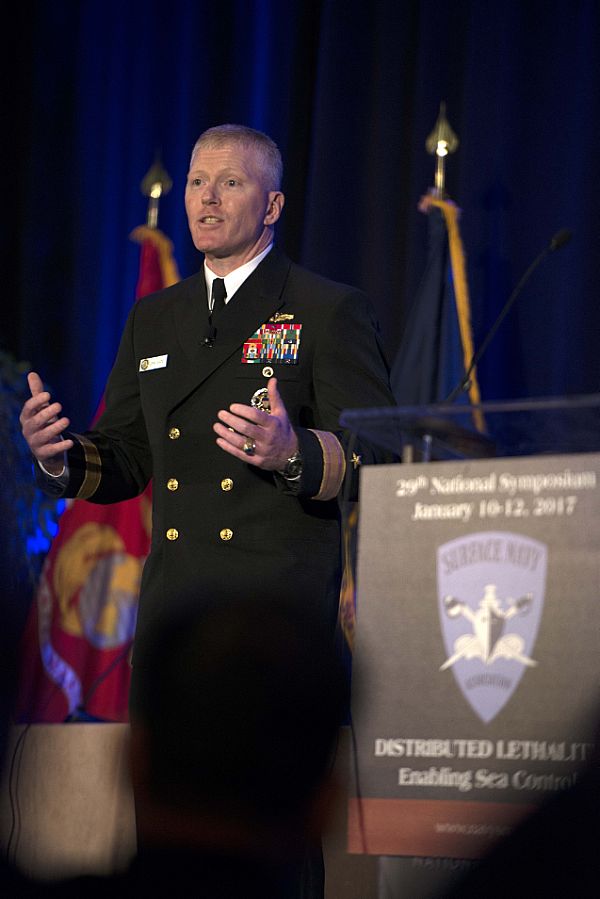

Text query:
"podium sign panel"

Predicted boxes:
[[349, 451, 600, 860]]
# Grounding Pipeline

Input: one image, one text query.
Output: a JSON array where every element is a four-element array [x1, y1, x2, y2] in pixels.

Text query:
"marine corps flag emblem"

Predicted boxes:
[[15, 225, 179, 722]]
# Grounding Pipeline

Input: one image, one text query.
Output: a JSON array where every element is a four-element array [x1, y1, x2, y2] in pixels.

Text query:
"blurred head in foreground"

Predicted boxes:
[[129, 593, 349, 857]]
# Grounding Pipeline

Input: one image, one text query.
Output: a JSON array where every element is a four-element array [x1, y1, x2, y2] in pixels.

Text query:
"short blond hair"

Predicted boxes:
[[190, 124, 283, 191]]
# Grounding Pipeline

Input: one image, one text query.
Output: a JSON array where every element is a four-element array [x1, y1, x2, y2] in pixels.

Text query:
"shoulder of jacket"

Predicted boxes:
[[135, 271, 204, 311], [287, 260, 365, 299]]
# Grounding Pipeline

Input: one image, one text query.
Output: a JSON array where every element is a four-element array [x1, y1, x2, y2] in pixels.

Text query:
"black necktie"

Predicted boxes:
[[210, 278, 227, 321]]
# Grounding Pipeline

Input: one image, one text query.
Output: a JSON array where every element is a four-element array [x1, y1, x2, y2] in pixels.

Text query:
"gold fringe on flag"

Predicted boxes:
[[338, 502, 359, 651], [424, 197, 485, 433], [129, 225, 181, 287]]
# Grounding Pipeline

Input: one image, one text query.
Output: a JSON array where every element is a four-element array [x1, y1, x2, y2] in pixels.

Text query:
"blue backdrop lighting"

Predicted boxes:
[[2, 0, 598, 428]]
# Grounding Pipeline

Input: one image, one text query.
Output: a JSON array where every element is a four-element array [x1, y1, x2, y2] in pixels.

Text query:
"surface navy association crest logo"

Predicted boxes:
[[437, 531, 547, 723]]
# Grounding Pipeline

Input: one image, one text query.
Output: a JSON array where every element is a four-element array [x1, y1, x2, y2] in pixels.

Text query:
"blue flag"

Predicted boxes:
[[391, 196, 482, 415]]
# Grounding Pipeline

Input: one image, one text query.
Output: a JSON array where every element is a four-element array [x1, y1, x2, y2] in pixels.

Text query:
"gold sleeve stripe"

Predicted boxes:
[[73, 434, 102, 499], [308, 429, 346, 501]]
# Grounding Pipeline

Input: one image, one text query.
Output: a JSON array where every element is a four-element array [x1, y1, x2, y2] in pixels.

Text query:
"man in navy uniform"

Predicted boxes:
[[21, 122, 394, 657], [20, 123, 395, 894]]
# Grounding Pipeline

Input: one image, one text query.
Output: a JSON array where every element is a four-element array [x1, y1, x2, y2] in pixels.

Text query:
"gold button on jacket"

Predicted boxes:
[[221, 478, 234, 491], [167, 478, 179, 491], [166, 528, 179, 541], [219, 528, 233, 541], [168, 427, 180, 440]]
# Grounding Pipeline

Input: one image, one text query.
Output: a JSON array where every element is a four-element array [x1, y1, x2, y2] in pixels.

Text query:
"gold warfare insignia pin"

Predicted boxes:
[[269, 312, 294, 323]]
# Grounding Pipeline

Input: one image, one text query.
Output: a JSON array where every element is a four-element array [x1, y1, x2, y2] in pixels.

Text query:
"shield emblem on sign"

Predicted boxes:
[[437, 531, 547, 723]]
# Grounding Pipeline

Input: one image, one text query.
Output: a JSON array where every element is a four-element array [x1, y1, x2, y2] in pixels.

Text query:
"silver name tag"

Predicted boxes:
[[139, 354, 168, 372]]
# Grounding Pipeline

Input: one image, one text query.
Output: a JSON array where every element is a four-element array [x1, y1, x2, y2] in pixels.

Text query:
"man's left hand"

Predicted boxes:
[[214, 377, 298, 470]]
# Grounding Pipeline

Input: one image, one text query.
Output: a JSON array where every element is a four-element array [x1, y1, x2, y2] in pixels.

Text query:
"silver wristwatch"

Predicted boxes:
[[278, 450, 303, 481]]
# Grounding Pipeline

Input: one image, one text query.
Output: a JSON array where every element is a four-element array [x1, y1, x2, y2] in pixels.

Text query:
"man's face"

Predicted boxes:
[[185, 143, 284, 273]]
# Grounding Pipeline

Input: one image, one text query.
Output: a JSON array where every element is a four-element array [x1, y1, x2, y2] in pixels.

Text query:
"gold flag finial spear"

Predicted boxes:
[[140, 152, 173, 229], [425, 102, 459, 198]]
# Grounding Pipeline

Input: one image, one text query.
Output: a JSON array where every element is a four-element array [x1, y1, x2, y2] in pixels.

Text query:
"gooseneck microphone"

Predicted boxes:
[[444, 228, 572, 403]]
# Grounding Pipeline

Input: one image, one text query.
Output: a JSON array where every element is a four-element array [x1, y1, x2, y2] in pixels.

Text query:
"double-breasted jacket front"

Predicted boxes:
[[41, 248, 396, 653]]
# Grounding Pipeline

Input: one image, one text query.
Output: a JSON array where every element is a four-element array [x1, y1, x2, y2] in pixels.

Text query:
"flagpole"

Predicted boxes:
[[132, 157, 180, 290], [425, 101, 459, 198], [424, 106, 485, 433], [140, 153, 173, 229]]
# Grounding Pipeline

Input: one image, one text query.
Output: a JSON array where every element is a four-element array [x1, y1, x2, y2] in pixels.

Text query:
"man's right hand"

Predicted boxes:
[[19, 372, 74, 474]]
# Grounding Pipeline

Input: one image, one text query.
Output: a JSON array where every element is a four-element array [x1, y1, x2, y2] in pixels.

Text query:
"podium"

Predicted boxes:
[[340, 393, 600, 462], [339, 395, 600, 895]]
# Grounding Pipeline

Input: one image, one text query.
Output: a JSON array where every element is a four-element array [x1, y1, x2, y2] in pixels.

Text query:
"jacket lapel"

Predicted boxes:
[[169, 248, 292, 412], [173, 271, 210, 362]]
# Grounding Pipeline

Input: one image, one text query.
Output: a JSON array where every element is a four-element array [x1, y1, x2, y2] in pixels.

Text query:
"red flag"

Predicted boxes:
[[15, 227, 179, 722]]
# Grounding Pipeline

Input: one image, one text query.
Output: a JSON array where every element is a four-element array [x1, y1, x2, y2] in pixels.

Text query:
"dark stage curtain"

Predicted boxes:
[[2, 0, 598, 427]]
